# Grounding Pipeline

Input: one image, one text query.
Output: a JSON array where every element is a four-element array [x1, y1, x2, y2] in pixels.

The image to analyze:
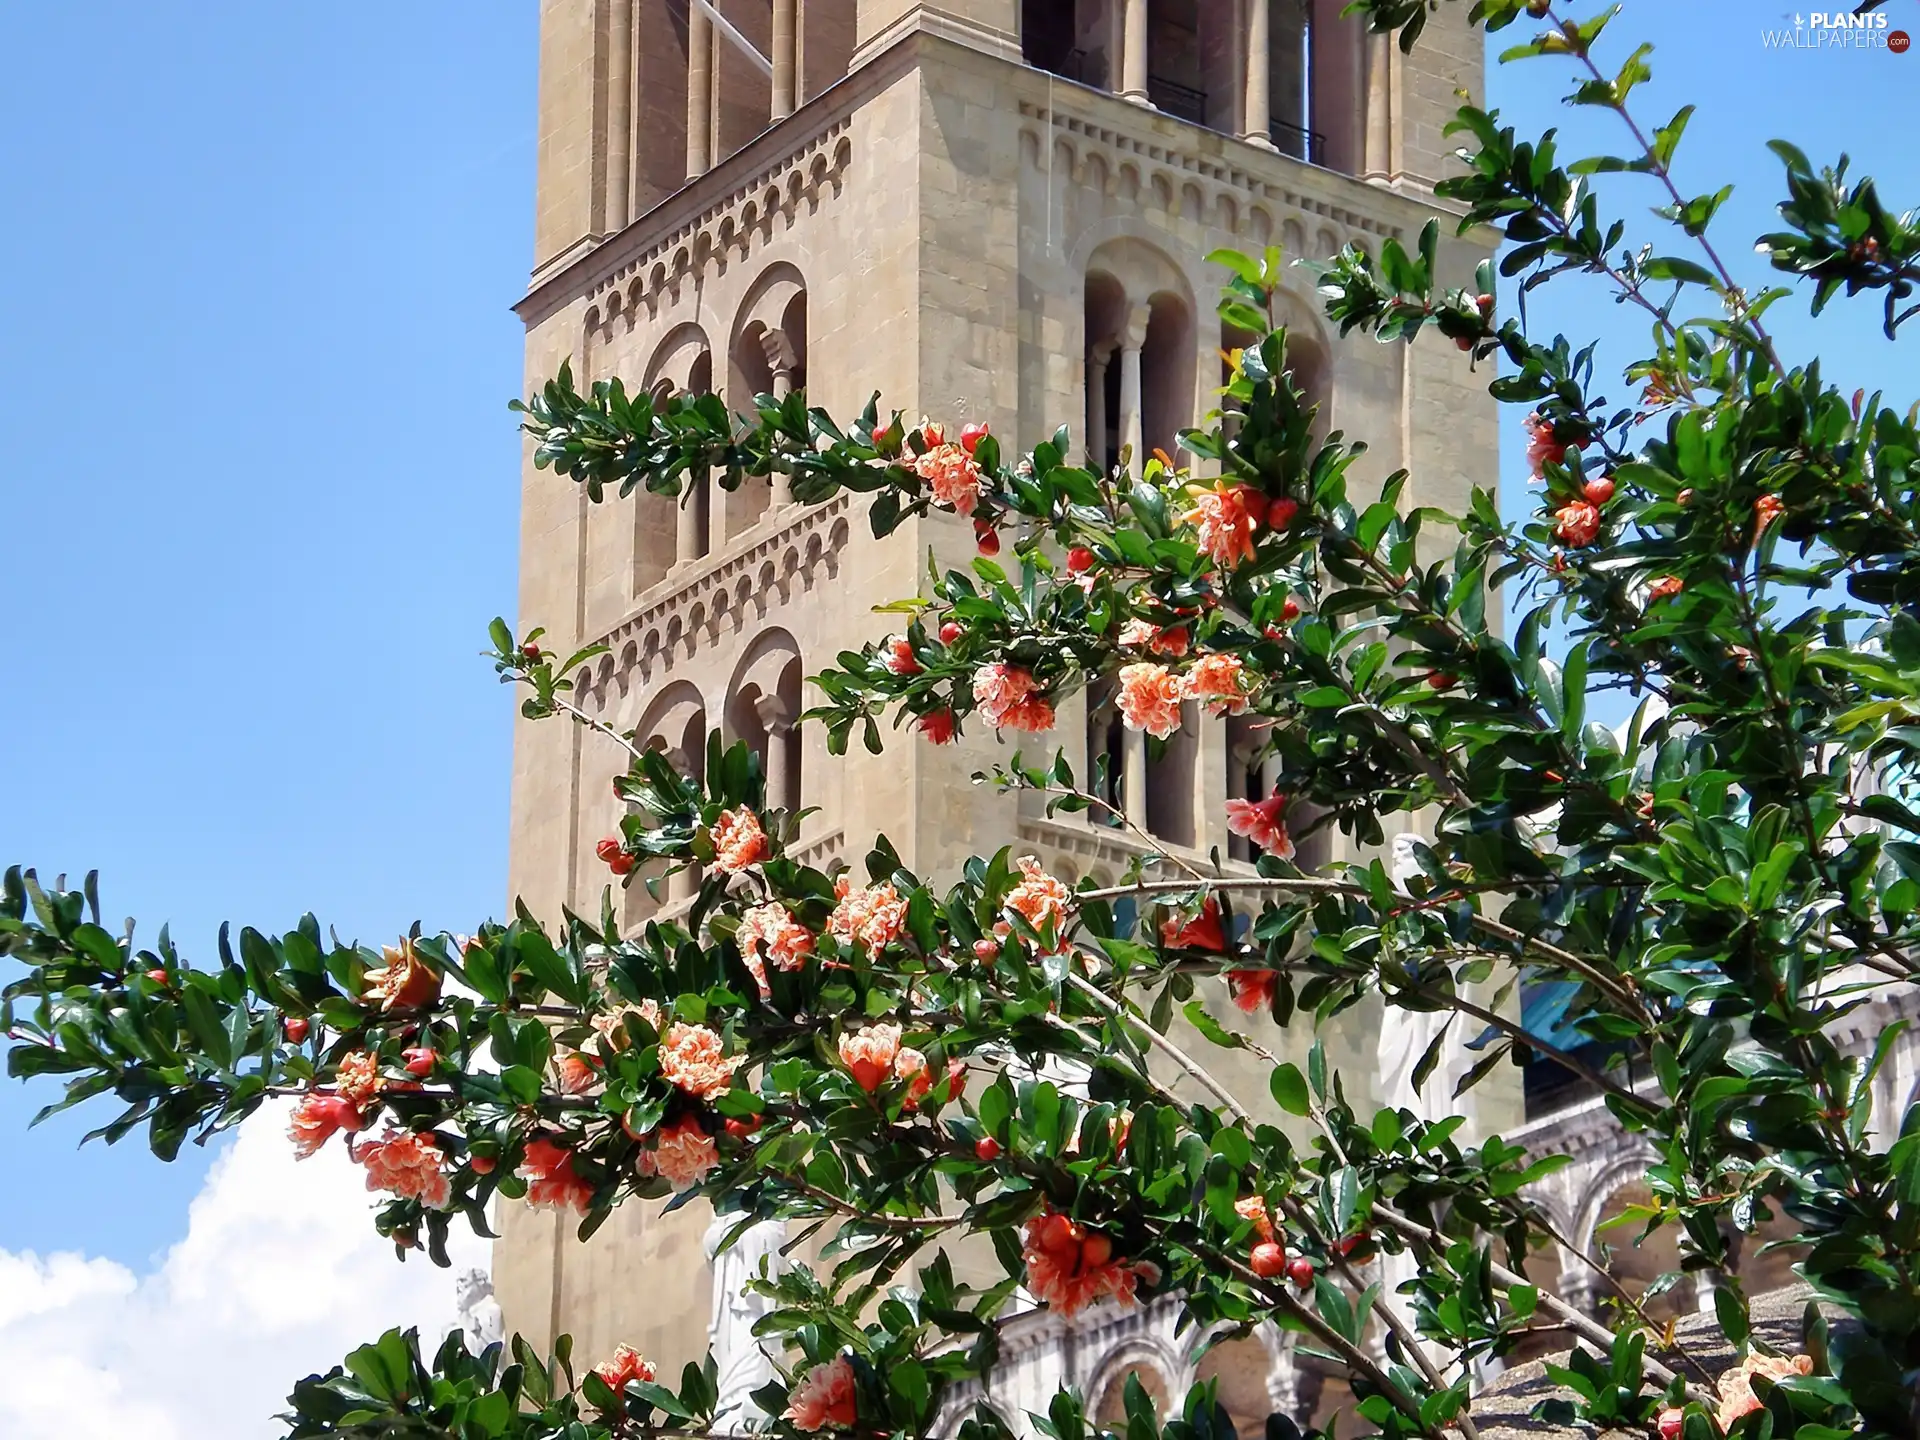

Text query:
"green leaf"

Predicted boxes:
[[1271, 1063, 1310, 1117]]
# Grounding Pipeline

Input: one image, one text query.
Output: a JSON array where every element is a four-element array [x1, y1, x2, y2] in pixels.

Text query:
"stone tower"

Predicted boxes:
[[499, 0, 1498, 1426]]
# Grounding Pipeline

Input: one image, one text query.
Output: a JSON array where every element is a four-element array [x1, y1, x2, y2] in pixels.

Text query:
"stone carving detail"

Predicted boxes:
[[574, 497, 851, 702], [454, 1266, 504, 1352], [1016, 97, 1403, 258], [583, 124, 855, 335], [705, 1211, 790, 1430]]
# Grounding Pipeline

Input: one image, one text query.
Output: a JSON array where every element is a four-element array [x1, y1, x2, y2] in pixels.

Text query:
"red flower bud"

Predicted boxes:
[[402, 1046, 436, 1077], [1427, 673, 1457, 691], [939, 620, 963, 644], [1476, 293, 1495, 318], [1268, 497, 1299, 531], [1250, 1242, 1287, 1278], [595, 837, 622, 863], [1281, 598, 1301, 622], [1066, 546, 1095, 573], [1080, 1234, 1113, 1268], [724, 1114, 762, 1139], [283, 1017, 310, 1044], [1287, 1255, 1315, 1287], [974, 520, 1000, 556], [146, 968, 169, 986], [975, 1135, 1002, 1161], [960, 421, 990, 456], [520, 642, 542, 662], [1656, 1410, 1684, 1440], [470, 1154, 496, 1175], [608, 852, 636, 876], [1583, 476, 1616, 505]]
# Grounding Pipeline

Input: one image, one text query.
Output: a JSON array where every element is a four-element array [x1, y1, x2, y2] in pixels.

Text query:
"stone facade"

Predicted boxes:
[[500, 0, 1503, 1415]]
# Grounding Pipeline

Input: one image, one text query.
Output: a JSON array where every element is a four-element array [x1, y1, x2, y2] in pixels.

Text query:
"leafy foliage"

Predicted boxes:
[[8, 6, 1920, 1440]]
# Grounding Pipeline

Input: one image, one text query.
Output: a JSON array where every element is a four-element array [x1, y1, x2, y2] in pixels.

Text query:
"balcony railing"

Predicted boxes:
[[1146, 74, 1208, 125], [1269, 116, 1328, 166]]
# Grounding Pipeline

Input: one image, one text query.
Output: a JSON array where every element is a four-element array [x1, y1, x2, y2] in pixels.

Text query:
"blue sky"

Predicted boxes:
[[0, 0, 1914, 1322], [1, 4, 534, 1266]]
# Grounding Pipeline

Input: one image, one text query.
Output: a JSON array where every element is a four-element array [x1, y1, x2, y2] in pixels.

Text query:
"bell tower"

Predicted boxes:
[[499, 0, 1501, 1415]]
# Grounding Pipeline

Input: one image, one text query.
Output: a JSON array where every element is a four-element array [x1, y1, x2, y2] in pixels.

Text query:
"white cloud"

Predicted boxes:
[[0, 1101, 487, 1440]]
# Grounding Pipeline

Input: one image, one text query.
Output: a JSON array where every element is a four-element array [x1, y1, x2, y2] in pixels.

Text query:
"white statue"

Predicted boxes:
[[1374, 833, 1475, 1370], [705, 1210, 789, 1430], [1375, 833, 1472, 1118], [454, 1266, 503, 1352]]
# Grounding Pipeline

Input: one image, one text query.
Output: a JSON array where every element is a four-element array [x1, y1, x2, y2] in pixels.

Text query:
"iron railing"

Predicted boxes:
[[1146, 74, 1208, 124], [1269, 116, 1328, 166]]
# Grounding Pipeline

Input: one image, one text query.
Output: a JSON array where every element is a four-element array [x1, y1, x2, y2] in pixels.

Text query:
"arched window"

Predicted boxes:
[[1085, 240, 1196, 477], [1145, 702, 1198, 849], [640, 325, 717, 589], [621, 685, 708, 927], [728, 631, 806, 814], [1085, 678, 1126, 828], [729, 266, 809, 538]]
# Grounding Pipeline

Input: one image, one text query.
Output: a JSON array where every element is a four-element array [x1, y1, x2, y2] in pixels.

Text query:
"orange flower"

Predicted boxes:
[[592, 1344, 657, 1412], [1754, 493, 1785, 535], [711, 807, 770, 873], [1117, 619, 1192, 657], [839, 1022, 903, 1093], [1553, 500, 1601, 548], [659, 1022, 740, 1100], [592, 998, 660, 1053], [1234, 1194, 1274, 1242], [364, 940, 441, 1012], [736, 902, 815, 991], [973, 663, 1049, 730], [556, 1052, 598, 1095], [1021, 1210, 1148, 1317], [652, 1116, 718, 1190], [356, 1128, 451, 1210], [914, 441, 982, 512], [1224, 792, 1294, 858], [1714, 1352, 1813, 1431], [784, 1355, 858, 1431], [1226, 969, 1278, 1014], [1648, 575, 1684, 602], [884, 635, 921, 676], [828, 878, 908, 951], [1182, 481, 1260, 568], [519, 1136, 596, 1215], [1005, 855, 1073, 946], [334, 1049, 384, 1111], [894, 1047, 933, 1108], [1116, 662, 1184, 738], [1002, 694, 1054, 731], [1524, 412, 1584, 476], [1183, 653, 1249, 716], [1160, 897, 1226, 952], [288, 1094, 361, 1159]]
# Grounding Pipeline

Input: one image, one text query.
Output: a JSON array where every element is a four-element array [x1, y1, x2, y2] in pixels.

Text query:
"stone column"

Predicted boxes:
[[1087, 341, 1112, 471], [1117, 305, 1151, 476], [1242, 0, 1274, 149], [665, 747, 705, 900], [763, 328, 798, 505], [1362, 30, 1392, 181], [1120, 0, 1151, 104], [772, 0, 797, 120], [1124, 727, 1150, 830], [677, 478, 705, 564], [607, 0, 633, 226], [687, 2, 712, 179], [756, 695, 796, 810]]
